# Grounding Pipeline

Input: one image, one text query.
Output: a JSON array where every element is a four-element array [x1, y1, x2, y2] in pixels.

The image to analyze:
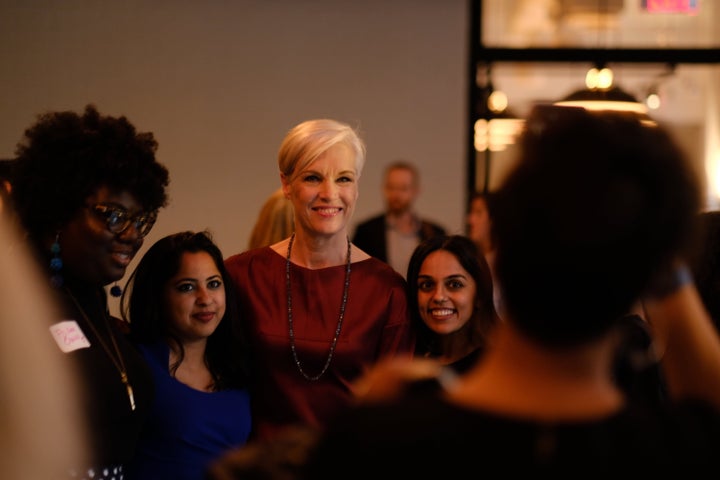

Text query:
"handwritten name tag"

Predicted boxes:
[[49, 320, 91, 353]]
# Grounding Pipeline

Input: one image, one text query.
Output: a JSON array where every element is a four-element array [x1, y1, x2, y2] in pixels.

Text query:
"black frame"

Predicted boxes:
[[467, 0, 720, 202]]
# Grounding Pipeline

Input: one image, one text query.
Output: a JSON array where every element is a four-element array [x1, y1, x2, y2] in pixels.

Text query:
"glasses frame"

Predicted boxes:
[[87, 203, 157, 238]]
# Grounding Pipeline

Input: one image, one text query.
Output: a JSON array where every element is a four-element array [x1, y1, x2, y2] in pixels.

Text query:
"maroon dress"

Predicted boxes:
[[225, 246, 414, 441]]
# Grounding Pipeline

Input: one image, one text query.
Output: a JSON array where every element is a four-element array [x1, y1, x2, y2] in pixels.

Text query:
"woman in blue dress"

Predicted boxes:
[[122, 230, 252, 479]]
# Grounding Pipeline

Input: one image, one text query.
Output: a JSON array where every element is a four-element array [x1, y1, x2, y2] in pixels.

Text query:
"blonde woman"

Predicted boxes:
[[247, 188, 294, 250], [225, 118, 415, 441]]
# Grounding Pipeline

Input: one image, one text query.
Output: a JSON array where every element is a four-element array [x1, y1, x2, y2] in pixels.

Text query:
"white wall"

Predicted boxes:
[[0, 0, 469, 312]]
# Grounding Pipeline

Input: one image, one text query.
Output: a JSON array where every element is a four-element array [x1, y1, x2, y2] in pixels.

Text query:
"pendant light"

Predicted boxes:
[[554, 0, 648, 116], [555, 66, 648, 114]]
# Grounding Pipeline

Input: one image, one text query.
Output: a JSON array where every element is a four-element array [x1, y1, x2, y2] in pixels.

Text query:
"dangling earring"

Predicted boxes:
[[49, 232, 63, 288], [110, 283, 123, 297]]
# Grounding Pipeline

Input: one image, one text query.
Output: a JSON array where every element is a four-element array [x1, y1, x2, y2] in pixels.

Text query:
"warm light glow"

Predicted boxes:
[[474, 118, 525, 152], [585, 67, 614, 90], [488, 90, 508, 112], [554, 99, 650, 115], [708, 151, 720, 207], [585, 68, 598, 88], [646, 93, 661, 109], [597, 68, 614, 89]]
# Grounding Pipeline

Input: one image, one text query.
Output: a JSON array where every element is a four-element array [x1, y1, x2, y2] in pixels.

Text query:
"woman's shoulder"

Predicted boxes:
[[352, 255, 405, 283], [225, 246, 281, 268], [352, 259, 408, 299]]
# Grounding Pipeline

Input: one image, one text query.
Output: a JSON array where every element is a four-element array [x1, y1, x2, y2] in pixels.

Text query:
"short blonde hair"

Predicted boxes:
[[278, 119, 366, 183]]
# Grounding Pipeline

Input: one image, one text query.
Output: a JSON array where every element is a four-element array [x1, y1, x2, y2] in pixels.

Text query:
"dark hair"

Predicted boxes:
[[467, 190, 499, 248], [121, 230, 250, 390], [689, 210, 720, 332], [493, 105, 700, 346], [406, 234, 498, 356], [0, 158, 16, 187], [11, 104, 169, 254], [469, 190, 497, 210], [0, 158, 17, 220]]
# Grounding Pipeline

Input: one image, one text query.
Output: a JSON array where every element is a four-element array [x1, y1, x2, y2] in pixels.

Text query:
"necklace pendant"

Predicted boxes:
[[126, 383, 136, 411], [121, 372, 136, 411], [64, 288, 136, 410]]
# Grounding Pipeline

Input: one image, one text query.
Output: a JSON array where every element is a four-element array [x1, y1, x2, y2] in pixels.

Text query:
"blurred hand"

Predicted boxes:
[[352, 357, 443, 403]]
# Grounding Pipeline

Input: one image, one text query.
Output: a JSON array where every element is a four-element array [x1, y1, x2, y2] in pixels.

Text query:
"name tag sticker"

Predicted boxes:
[[49, 320, 91, 353]]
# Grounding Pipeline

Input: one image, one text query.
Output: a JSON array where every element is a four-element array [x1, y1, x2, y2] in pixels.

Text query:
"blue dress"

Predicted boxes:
[[127, 342, 252, 480]]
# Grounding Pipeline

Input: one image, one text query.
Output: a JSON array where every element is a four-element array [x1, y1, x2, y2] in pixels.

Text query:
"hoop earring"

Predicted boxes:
[[49, 232, 63, 288]]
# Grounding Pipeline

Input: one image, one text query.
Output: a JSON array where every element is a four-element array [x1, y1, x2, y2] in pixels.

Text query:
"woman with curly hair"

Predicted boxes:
[[11, 104, 170, 479], [306, 106, 720, 475]]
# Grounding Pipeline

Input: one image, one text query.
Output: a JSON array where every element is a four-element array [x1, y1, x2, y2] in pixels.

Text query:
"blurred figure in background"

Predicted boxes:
[[122, 230, 252, 479], [305, 106, 720, 475], [466, 190, 502, 315], [353, 160, 446, 277], [0, 183, 88, 479], [689, 209, 720, 333], [466, 191, 497, 261], [247, 188, 294, 250]]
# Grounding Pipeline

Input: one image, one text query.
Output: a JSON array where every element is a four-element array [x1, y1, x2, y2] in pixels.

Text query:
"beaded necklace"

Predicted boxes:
[[64, 287, 136, 411], [285, 233, 351, 381]]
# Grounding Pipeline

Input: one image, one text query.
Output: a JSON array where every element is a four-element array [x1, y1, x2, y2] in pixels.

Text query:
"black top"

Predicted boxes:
[[352, 214, 446, 263], [304, 387, 720, 476], [53, 277, 154, 469]]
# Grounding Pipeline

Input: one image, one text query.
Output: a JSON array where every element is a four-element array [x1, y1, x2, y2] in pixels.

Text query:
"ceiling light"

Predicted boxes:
[[555, 66, 648, 115]]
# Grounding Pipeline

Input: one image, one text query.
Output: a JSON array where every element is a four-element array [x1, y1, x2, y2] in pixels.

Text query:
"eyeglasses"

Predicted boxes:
[[87, 203, 157, 238]]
